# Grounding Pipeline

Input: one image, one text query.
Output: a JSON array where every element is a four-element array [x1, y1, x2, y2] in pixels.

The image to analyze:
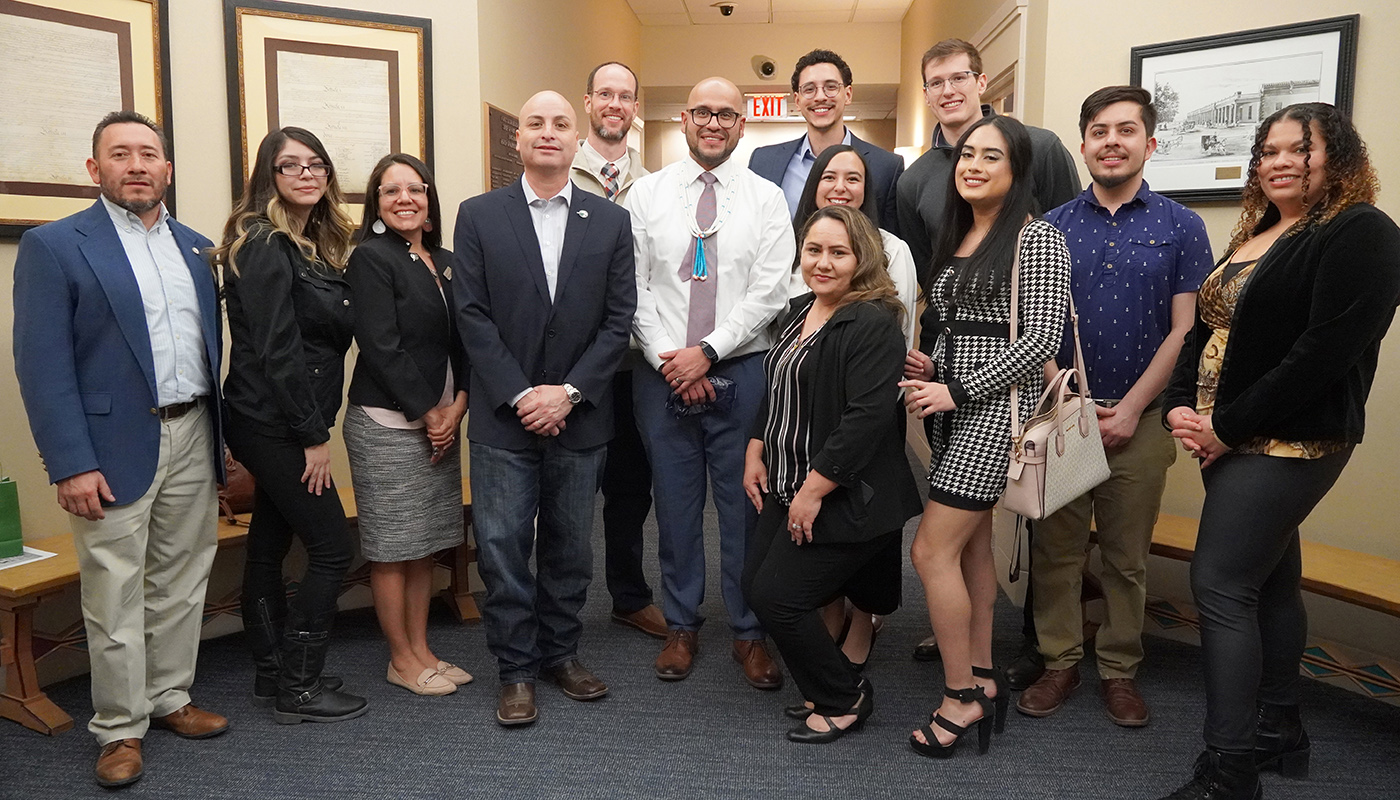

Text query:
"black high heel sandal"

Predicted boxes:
[[787, 681, 873, 744], [910, 686, 994, 758], [784, 677, 870, 721], [972, 666, 1008, 734], [848, 616, 884, 673]]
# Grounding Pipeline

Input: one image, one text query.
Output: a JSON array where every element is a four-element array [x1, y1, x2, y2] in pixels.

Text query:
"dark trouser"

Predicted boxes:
[[1191, 448, 1352, 751], [743, 497, 901, 716], [601, 363, 655, 613], [226, 414, 353, 633]]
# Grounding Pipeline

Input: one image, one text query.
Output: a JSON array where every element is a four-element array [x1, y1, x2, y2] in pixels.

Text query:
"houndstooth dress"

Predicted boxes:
[[922, 219, 1071, 509]]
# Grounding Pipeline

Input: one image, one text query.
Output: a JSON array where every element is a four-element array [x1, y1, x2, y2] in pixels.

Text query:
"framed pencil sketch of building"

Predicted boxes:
[[1131, 15, 1358, 202]]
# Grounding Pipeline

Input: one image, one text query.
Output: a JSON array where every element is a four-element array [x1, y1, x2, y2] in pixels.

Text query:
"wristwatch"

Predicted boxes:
[[562, 383, 583, 405], [699, 341, 720, 365]]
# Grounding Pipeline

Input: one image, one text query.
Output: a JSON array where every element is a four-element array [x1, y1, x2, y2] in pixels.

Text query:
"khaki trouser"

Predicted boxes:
[[1030, 402, 1176, 678], [70, 402, 218, 744]]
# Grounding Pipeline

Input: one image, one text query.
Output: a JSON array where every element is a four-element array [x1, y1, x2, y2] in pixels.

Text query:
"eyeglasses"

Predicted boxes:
[[798, 81, 845, 99], [923, 71, 979, 92], [591, 89, 636, 105], [377, 183, 429, 199], [686, 107, 741, 128], [275, 162, 331, 177]]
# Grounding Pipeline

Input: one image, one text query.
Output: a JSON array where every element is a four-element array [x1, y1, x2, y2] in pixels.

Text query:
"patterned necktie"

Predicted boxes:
[[681, 171, 718, 348], [601, 162, 620, 200]]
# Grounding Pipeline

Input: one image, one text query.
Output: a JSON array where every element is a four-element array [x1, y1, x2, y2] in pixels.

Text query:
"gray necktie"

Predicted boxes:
[[681, 171, 718, 348]]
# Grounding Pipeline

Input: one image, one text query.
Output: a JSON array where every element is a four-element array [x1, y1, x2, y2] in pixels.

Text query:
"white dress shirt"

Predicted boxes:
[[521, 177, 573, 300], [623, 155, 795, 369], [101, 196, 211, 406]]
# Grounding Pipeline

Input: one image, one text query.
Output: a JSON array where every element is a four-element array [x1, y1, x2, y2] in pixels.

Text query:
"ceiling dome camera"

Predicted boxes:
[[714, 3, 736, 16], [752, 55, 777, 80]]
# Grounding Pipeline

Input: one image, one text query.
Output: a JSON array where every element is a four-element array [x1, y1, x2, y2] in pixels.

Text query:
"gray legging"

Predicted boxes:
[[1190, 447, 1353, 752]]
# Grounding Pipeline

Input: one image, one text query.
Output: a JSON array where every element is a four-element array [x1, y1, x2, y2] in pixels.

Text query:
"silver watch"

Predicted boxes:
[[562, 383, 583, 405]]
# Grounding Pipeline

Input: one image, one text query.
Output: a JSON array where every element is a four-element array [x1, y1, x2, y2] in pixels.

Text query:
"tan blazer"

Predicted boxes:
[[571, 140, 648, 205]]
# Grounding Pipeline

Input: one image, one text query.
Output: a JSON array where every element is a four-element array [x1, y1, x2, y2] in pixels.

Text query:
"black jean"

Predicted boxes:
[[1191, 447, 1352, 751], [601, 365, 655, 613], [227, 413, 354, 632], [742, 497, 901, 716]]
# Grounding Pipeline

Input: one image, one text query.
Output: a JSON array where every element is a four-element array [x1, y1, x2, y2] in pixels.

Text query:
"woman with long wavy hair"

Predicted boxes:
[[1158, 104, 1400, 799], [216, 126, 367, 724]]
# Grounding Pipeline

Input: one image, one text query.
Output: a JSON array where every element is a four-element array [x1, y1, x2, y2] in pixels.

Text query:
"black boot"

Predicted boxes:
[[245, 597, 343, 706], [273, 613, 368, 724], [1004, 638, 1045, 691], [1158, 749, 1262, 800], [1255, 703, 1309, 779]]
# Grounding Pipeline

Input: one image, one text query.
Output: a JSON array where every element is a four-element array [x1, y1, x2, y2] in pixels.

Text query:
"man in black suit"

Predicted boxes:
[[454, 91, 636, 727], [747, 48, 905, 237]]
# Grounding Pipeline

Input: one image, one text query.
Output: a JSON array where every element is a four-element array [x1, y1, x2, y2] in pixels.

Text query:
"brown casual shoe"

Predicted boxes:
[[95, 739, 142, 788], [544, 659, 609, 701], [611, 604, 669, 639], [1016, 666, 1082, 717], [496, 682, 537, 727], [149, 703, 229, 739], [1101, 678, 1150, 727], [655, 629, 698, 680], [733, 638, 783, 690]]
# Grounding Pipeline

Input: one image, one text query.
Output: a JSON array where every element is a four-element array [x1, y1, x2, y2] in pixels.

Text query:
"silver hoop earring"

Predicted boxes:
[[371, 218, 386, 235]]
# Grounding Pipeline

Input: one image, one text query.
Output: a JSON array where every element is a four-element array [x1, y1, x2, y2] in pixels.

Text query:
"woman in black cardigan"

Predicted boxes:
[[343, 154, 470, 697], [1159, 103, 1400, 800], [741, 205, 922, 744]]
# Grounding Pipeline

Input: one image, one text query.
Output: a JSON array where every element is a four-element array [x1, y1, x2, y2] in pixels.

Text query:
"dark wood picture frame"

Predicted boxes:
[[0, 0, 174, 237], [1130, 15, 1359, 203]]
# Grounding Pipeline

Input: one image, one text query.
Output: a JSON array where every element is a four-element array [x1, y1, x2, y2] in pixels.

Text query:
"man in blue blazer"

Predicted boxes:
[[12, 112, 227, 788], [454, 91, 636, 728], [746, 49, 905, 238]]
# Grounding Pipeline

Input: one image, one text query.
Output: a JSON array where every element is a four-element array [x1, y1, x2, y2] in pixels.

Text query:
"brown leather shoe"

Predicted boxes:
[[611, 604, 669, 639], [95, 739, 142, 788], [1101, 677, 1150, 727], [733, 638, 783, 690], [150, 703, 229, 739], [544, 659, 609, 700], [496, 682, 537, 727], [1016, 666, 1081, 717], [655, 629, 698, 680]]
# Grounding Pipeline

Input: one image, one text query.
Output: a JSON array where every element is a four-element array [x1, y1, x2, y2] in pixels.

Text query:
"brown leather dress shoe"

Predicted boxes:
[[1101, 677, 1150, 727], [1016, 666, 1081, 717], [611, 604, 669, 639], [150, 704, 229, 739], [95, 738, 143, 788], [496, 683, 538, 727], [733, 638, 783, 690], [655, 629, 698, 680], [544, 659, 609, 700]]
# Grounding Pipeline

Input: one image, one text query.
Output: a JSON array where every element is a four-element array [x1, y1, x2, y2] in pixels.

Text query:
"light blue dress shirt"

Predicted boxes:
[[779, 127, 853, 217]]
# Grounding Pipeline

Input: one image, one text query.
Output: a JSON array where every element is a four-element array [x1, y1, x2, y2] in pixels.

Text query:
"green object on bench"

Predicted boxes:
[[0, 477, 21, 559]]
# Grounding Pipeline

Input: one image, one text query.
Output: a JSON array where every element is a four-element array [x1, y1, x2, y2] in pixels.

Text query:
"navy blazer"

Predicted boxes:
[[747, 131, 904, 239], [452, 180, 636, 451], [13, 200, 225, 505]]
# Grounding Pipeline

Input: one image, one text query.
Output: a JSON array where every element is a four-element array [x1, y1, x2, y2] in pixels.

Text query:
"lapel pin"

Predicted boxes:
[[410, 253, 419, 261], [191, 247, 199, 254], [577, 209, 589, 219], [443, 267, 452, 280]]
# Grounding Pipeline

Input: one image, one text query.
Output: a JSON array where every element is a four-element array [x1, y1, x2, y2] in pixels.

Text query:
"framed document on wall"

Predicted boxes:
[[223, 0, 432, 211], [484, 104, 522, 191], [0, 0, 173, 237]]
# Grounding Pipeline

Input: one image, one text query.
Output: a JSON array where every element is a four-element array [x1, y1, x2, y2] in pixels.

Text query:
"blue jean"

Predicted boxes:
[[470, 438, 605, 684], [633, 353, 764, 638]]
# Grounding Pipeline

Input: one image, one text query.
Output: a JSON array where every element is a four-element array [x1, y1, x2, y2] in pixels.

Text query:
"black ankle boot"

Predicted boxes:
[[1004, 638, 1045, 691], [245, 597, 343, 706], [1255, 702, 1309, 779], [273, 615, 368, 724], [1158, 749, 1261, 800]]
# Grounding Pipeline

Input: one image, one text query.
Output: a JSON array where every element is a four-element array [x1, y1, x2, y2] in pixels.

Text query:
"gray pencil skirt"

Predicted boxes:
[[343, 404, 465, 562]]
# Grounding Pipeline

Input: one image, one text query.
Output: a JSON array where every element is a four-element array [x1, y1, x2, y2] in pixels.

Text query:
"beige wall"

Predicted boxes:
[[641, 119, 897, 174]]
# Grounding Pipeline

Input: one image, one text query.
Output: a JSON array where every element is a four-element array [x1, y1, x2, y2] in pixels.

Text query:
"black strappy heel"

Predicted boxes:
[[910, 686, 994, 758], [973, 666, 1008, 734]]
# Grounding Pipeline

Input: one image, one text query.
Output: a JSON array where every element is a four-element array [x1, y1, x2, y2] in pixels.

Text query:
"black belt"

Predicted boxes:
[[156, 398, 203, 421]]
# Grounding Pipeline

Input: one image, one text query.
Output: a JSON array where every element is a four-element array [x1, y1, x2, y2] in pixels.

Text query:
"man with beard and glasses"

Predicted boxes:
[[569, 61, 668, 642], [1018, 86, 1213, 727], [12, 111, 227, 788], [623, 77, 793, 690]]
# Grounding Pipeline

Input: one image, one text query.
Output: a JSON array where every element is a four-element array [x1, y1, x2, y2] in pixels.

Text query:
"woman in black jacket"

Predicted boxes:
[[741, 205, 921, 744], [217, 127, 366, 724], [343, 154, 470, 697], [1159, 103, 1400, 799]]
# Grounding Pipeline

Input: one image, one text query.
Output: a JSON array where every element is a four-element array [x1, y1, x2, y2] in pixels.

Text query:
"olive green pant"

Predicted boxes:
[[1030, 404, 1176, 678]]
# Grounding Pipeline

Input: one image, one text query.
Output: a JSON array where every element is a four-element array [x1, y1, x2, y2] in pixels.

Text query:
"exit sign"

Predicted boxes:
[[746, 95, 788, 120]]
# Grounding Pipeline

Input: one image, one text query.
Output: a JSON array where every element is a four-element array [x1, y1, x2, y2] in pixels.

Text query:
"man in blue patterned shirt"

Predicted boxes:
[[1018, 86, 1213, 728]]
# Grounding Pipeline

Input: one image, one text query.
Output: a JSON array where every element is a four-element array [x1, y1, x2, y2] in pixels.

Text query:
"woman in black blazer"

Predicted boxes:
[[741, 205, 921, 744], [1160, 104, 1400, 799], [343, 154, 471, 697]]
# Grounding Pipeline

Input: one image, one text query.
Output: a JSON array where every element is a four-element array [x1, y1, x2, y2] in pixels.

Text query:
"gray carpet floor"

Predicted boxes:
[[5, 467, 1399, 799]]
